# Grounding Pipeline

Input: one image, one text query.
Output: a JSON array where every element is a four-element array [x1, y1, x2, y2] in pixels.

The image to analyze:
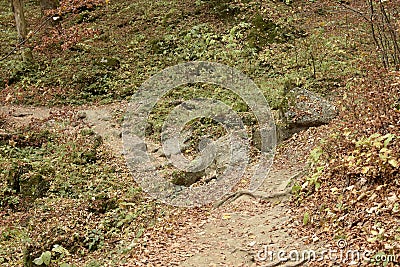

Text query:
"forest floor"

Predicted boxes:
[[1, 0, 400, 266], [1, 104, 319, 266]]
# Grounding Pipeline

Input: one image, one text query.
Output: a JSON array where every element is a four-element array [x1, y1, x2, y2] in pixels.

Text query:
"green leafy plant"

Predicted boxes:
[[84, 230, 104, 251], [343, 133, 398, 181], [291, 183, 302, 197], [302, 146, 324, 193], [33, 251, 51, 266], [33, 245, 71, 266]]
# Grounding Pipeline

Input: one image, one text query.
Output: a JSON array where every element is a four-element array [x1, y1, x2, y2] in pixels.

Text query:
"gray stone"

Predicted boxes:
[[77, 111, 87, 119], [278, 88, 337, 141], [285, 88, 337, 127]]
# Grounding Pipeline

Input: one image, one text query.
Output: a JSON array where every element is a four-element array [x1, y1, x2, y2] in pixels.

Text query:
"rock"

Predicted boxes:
[[168, 136, 234, 186], [77, 111, 87, 119], [285, 88, 337, 126], [279, 88, 337, 141], [100, 114, 112, 121], [20, 174, 49, 199], [203, 135, 237, 178], [7, 164, 49, 199], [171, 170, 205, 186]]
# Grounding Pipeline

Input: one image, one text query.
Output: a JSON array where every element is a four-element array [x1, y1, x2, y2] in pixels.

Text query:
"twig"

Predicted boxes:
[[12, 112, 33, 117], [231, 247, 250, 254], [338, 2, 369, 22]]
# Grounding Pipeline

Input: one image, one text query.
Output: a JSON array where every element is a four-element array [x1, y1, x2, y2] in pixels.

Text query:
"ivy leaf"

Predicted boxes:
[[315, 181, 321, 190], [291, 184, 301, 195], [373, 141, 383, 148], [33, 257, 43, 266], [33, 251, 51, 266], [42, 251, 51, 266], [52, 244, 70, 256], [383, 133, 395, 147]]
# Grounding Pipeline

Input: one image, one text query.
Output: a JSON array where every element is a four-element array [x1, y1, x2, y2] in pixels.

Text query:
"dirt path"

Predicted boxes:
[[181, 176, 295, 266], [169, 167, 313, 267], [1, 104, 319, 266], [77, 105, 321, 266]]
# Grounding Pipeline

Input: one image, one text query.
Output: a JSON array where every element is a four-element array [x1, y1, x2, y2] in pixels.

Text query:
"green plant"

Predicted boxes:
[[33, 245, 70, 266], [303, 146, 324, 192], [303, 211, 310, 225], [84, 230, 104, 251], [343, 133, 398, 182], [33, 251, 51, 266], [291, 183, 301, 196]]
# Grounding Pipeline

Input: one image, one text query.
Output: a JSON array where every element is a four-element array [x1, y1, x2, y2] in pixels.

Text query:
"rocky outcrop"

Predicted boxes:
[[278, 87, 337, 141]]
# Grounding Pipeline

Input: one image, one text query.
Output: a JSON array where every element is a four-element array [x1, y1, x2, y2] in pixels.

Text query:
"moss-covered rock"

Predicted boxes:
[[6, 163, 50, 200], [19, 174, 50, 199], [171, 169, 205, 186], [247, 13, 303, 50]]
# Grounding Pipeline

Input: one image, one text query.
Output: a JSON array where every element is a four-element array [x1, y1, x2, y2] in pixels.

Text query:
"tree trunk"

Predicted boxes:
[[11, 0, 32, 63]]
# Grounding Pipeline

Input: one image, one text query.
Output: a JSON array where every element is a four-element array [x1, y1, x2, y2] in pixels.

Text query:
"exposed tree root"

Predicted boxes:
[[213, 189, 291, 208], [213, 172, 303, 208]]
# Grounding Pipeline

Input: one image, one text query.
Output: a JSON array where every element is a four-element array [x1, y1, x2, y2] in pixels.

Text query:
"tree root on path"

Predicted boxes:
[[213, 171, 303, 208], [213, 188, 291, 208]]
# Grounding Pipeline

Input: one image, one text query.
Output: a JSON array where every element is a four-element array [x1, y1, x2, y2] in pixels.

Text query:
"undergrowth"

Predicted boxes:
[[293, 67, 400, 266], [0, 112, 170, 266], [1, 0, 359, 108]]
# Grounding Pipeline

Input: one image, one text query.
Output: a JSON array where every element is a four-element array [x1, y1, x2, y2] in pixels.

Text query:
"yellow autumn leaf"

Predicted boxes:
[[373, 141, 383, 148], [361, 166, 370, 174], [379, 147, 390, 154], [389, 159, 399, 168], [222, 213, 231, 220], [303, 212, 310, 225]]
